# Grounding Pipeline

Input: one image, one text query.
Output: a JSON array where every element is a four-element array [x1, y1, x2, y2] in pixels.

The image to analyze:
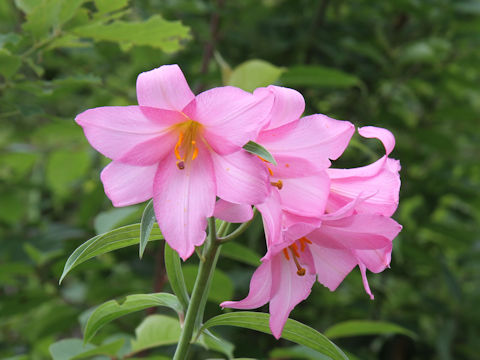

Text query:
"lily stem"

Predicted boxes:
[[217, 208, 258, 244], [173, 217, 221, 360]]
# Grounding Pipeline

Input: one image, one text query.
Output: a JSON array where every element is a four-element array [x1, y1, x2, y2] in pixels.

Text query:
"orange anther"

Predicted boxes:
[[283, 248, 290, 260], [268, 167, 274, 176], [270, 180, 283, 190]]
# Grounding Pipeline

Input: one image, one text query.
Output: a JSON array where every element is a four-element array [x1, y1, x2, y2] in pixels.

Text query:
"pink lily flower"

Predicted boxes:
[[75, 64, 274, 260], [252, 85, 355, 250], [222, 123, 402, 339], [221, 198, 402, 339]]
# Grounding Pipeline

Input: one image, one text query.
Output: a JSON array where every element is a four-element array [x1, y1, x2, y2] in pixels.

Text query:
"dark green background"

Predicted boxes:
[[1, 0, 479, 359]]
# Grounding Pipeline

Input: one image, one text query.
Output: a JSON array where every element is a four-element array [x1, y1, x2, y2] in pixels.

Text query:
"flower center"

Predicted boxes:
[[174, 120, 201, 170], [282, 237, 312, 276]]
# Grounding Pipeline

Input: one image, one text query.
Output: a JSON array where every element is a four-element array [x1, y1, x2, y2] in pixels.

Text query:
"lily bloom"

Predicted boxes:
[[222, 125, 402, 339], [221, 198, 402, 339], [76, 64, 273, 260], [252, 85, 355, 249]]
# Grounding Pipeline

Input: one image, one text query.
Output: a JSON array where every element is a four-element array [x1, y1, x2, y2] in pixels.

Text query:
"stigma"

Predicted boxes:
[[282, 237, 312, 276]]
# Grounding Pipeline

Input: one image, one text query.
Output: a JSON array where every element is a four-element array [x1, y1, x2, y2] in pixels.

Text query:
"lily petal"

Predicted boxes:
[[184, 86, 273, 154], [257, 190, 283, 251], [308, 243, 357, 292], [256, 85, 305, 130], [210, 149, 270, 205], [258, 115, 354, 173], [220, 260, 273, 310], [327, 156, 401, 216], [100, 161, 158, 207], [136, 64, 195, 111], [213, 200, 253, 223], [269, 254, 316, 339], [76, 106, 184, 160], [309, 214, 401, 250], [278, 172, 330, 218], [153, 144, 216, 260], [358, 126, 395, 156]]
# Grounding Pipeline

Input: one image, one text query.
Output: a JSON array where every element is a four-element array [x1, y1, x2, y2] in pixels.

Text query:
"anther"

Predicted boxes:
[[291, 254, 306, 277], [282, 248, 290, 261], [174, 133, 184, 161], [191, 141, 198, 160], [270, 180, 283, 190], [268, 167, 274, 176], [176, 160, 185, 170]]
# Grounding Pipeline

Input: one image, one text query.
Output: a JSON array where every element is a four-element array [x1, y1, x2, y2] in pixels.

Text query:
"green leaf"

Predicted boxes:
[[130, 315, 181, 353], [94, 0, 128, 14], [72, 15, 191, 52], [49, 338, 124, 360], [23, 0, 83, 40], [281, 65, 360, 88], [14, 0, 39, 13], [94, 206, 140, 235], [324, 320, 417, 340], [201, 312, 348, 360], [139, 200, 155, 258], [164, 242, 190, 310], [270, 345, 331, 360], [228, 59, 285, 92], [198, 330, 235, 359], [72, 339, 124, 359], [182, 265, 234, 303], [60, 223, 163, 283], [84, 293, 182, 343], [0, 49, 21, 78], [243, 141, 277, 166], [221, 242, 260, 266]]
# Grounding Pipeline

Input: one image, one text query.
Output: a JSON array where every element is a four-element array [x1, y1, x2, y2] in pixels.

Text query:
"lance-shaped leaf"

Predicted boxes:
[[83, 293, 182, 343], [139, 200, 156, 258], [60, 224, 163, 283], [243, 141, 277, 166], [164, 242, 190, 310], [324, 320, 417, 340], [200, 312, 348, 360]]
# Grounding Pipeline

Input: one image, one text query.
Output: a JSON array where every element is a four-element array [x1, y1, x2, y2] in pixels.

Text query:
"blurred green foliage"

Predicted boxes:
[[1, 0, 480, 359]]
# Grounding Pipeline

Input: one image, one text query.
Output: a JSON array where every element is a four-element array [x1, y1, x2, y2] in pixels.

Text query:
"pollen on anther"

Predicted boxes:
[[282, 248, 290, 260], [297, 268, 306, 276]]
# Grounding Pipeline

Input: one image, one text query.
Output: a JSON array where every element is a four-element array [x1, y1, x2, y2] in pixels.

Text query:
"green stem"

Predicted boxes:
[[217, 208, 258, 244], [173, 217, 221, 360]]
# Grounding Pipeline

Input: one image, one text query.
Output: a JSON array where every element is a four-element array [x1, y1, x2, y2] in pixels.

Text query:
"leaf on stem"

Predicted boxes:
[[49, 338, 124, 360], [200, 312, 348, 360], [164, 242, 190, 310], [139, 200, 156, 258], [324, 320, 417, 339], [59, 223, 163, 283], [83, 293, 182, 343]]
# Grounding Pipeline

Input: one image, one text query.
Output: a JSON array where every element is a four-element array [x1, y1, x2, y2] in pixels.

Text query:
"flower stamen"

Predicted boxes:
[[270, 180, 283, 190], [282, 242, 307, 276]]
